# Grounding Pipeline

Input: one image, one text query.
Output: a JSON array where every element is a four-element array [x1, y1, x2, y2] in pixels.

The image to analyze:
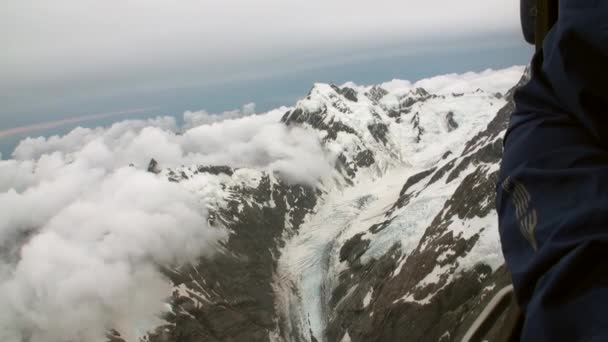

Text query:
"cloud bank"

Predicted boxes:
[[379, 66, 525, 96], [183, 102, 256, 129], [0, 66, 522, 341], [11, 106, 333, 184], [2, 0, 519, 93], [0, 166, 224, 342], [0, 104, 334, 341]]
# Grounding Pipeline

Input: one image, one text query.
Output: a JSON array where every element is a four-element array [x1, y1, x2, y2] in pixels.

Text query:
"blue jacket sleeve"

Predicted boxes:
[[497, 1, 608, 341]]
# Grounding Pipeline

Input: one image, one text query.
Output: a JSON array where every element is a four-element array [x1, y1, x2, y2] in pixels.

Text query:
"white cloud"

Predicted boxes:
[[183, 102, 256, 129], [412, 66, 526, 95], [11, 117, 178, 162], [0, 66, 521, 340], [0, 161, 227, 341], [379, 65, 525, 99], [12, 106, 334, 184], [1, 0, 519, 92], [0, 102, 336, 340]]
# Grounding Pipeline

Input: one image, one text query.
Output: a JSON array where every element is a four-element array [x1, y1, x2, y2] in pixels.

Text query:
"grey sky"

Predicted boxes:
[[3, 1, 518, 93]]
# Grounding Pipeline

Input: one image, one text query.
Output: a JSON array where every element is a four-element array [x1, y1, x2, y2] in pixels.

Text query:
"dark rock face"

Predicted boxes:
[[463, 67, 531, 155], [385, 87, 435, 123], [366, 86, 388, 103], [134, 71, 527, 342], [322, 72, 530, 342], [197, 165, 234, 176], [148, 175, 318, 342], [282, 101, 387, 182], [329, 85, 358, 102], [367, 123, 389, 145], [339, 233, 370, 265], [147, 158, 161, 174], [446, 111, 459, 131], [414, 87, 430, 97], [107, 330, 126, 342], [325, 121, 357, 141], [282, 107, 358, 142], [354, 150, 375, 168], [336, 148, 376, 180], [411, 112, 425, 143], [336, 154, 357, 179], [427, 159, 456, 185], [387, 167, 437, 215], [283, 107, 327, 129], [387, 109, 404, 120], [166, 169, 180, 182], [340, 87, 359, 103]]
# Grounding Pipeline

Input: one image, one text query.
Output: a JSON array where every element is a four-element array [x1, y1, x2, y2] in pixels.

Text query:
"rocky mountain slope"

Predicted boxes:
[[141, 67, 528, 342]]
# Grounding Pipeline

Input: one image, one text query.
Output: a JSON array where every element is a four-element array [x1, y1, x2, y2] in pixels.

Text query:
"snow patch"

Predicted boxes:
[[456, 214, 503, 272], [363, 288, 374, 308], [340, 331, 352, 342]]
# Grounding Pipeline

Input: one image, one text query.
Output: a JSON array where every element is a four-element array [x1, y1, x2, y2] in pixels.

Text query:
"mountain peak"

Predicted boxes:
[[0, 66, 527, 342], [138, 67, 528, 341]]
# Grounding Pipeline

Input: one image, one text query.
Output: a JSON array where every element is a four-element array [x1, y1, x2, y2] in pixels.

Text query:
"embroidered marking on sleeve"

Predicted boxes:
[[502, 176, 539, 251]]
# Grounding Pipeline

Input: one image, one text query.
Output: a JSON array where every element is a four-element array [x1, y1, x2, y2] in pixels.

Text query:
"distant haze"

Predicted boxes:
[[1, 1, 531, 157], [0, 109, 153, 139], [0, 2, 531, 340], [3, 1, 516, 87]]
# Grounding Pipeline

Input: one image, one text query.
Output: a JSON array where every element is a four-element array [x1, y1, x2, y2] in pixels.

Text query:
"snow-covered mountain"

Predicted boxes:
[[0, 66, 527, 342], [141, 67, 528, 342]]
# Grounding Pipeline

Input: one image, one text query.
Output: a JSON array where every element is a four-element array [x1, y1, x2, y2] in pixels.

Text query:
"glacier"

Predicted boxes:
[[0, 66, 528, 342]]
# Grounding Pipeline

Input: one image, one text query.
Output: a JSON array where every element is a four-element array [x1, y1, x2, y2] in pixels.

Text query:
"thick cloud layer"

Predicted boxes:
[[12, 107, 333, 183], [2, 0, 518, 92], [379, 66, 525, 97], [0, 166, 224, 342], [0, 105, 334, 341], [183, 103, 256, 129], [0, 67, 521, 340]]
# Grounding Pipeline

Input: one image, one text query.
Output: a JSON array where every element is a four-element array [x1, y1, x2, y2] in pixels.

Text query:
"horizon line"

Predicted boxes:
[[0, 108, 158, 139]]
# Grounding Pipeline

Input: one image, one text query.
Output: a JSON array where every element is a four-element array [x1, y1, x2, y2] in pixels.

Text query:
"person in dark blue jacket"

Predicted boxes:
[[497, 1, 608, 341]]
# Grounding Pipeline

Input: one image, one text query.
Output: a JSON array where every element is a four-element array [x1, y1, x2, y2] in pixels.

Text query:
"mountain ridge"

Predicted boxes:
[[142, 66, 528, 342]]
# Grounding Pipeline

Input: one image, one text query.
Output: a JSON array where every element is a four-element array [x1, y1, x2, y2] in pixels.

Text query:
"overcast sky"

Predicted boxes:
[[3, 0, 518, 91]]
